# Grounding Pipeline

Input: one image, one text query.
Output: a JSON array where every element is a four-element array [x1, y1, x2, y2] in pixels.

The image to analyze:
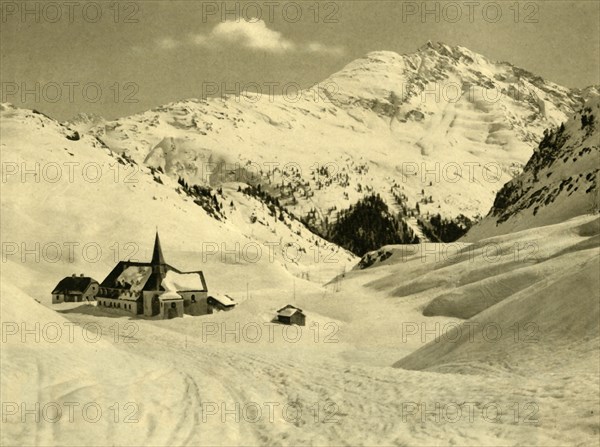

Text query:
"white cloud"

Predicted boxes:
[[158, 20, 344, 56], [206, 20, 294, 52], [305, 42, 345, 56]]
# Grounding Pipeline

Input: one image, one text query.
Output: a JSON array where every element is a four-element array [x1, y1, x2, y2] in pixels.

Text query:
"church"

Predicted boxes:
[[96, 232, 208, 319]]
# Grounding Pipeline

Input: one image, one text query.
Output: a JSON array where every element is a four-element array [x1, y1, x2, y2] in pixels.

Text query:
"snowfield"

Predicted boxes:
[[2, 215, 598, 446]]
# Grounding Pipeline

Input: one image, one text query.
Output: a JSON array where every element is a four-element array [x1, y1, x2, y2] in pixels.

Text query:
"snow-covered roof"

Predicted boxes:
[[162, 270, 205, 292], [52, 276, 97, 294], [159, 291, 182, 300], [277, 304, 302, 314], [208, 294, 236, 307], [116, 266, 152, 292], [277, 305, 303, 317]]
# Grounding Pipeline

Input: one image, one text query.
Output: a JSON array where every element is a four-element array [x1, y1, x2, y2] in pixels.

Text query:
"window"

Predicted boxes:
[[191, 295, 196, 303]]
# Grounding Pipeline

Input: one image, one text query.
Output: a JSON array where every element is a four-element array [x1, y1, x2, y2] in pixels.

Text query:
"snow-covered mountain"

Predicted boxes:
[[465, 96, 599, 240], [63, 112, 106, 134], [82, 42, 588, 240]]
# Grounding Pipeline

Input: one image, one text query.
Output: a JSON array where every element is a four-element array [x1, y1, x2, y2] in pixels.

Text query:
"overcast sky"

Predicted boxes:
[[1, 0, 599, 120]]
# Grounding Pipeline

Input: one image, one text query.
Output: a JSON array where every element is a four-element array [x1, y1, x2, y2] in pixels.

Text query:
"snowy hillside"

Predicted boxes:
[[465, 97, 599, 240], [63, 112, 106, 134], [1, 275, 217, 446], [0, 103, 356, 304], [82, 43, 587, 239], [378, 216, 600, 372]]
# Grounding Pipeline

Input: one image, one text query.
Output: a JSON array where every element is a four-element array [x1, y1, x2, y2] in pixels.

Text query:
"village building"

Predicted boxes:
[[51, 274, 99, 304], [207, 294, 237, 313], [276, 305, 306, 326], [96, 232, 208, 319]]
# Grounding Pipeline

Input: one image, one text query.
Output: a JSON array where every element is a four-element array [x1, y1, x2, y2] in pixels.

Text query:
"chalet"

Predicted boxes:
[[276, 305, 306, 326], [207, 294, 237, 313], [96, 232, 208, 319], [51, 274, 99, 304]]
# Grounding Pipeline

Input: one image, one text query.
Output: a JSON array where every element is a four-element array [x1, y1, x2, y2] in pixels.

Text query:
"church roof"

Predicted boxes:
[[98, 232, 207, 296], [99, 261, 178, 291]]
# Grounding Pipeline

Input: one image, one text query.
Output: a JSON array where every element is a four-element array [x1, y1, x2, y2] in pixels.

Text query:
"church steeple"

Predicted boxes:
[[151, 231, 166, 266], [150, 231, 167, 290]]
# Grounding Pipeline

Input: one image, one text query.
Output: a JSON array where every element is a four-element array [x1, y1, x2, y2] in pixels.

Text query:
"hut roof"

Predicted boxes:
[[208, 294, 236, 307], [52, 276, 97, 294], [277, 305, 303, 317]]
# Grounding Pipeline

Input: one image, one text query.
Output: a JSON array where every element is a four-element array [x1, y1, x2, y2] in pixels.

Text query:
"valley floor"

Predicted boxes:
[[2, 215, 599, 446]]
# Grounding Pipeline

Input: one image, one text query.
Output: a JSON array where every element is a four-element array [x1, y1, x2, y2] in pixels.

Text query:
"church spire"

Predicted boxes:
[[150, 231, 167, 291], [151, 231, 166, 266]]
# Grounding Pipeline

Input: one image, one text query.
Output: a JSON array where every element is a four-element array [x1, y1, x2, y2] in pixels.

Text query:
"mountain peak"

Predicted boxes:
[[361, 50, 404, 63], [417, 40, 457, 53], [415, 41, 482, 62], [363, 42, 464, 60], [417, 40, 441, 51], [357, 42, 489, 73]]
